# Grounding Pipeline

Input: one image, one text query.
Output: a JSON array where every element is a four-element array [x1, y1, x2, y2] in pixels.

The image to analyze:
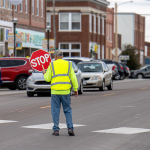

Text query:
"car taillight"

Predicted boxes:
[[112, 66, 116, 70], [126, 67, 129, 71], [120, 67, 123, 70]]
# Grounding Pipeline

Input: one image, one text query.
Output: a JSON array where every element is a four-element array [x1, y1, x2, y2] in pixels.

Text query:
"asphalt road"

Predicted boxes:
[[0, 79, 150, 150]]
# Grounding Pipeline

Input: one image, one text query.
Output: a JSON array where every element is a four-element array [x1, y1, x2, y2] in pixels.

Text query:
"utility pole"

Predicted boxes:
[[115, 3, 118, 61], [53, 0, 56, 49]]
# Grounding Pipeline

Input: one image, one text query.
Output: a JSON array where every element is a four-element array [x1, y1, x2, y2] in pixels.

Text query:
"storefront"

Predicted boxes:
[[0, 20, 13, 56], [15, 28, 45, 57]]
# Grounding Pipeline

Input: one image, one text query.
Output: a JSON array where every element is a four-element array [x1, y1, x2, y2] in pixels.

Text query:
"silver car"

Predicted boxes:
[[77, 61, 113, 91], [26, 61, 83, 97]]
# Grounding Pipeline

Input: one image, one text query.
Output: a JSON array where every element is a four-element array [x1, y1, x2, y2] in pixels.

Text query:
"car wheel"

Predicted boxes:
[[78, 81, 83, 94], [99, 80, 105, 91], [27, 92, 34, 97], [107, 79, 113, 90], [137, 74, 143, 79], [16, 76, 27, 90], [8, 85, 17, 90], [120, 74, 125, 80]]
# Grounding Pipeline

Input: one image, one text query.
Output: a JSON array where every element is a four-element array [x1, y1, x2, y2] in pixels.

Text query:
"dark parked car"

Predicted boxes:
[[0, 57, 32, 90], [113, 61, 125, 80], [130, 65, 150, 79], [120, 63, 130, 77]]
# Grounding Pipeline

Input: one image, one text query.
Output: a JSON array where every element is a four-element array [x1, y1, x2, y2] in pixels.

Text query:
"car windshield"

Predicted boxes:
[[140, 66, 147, 70], [77, 63, 103, 72]]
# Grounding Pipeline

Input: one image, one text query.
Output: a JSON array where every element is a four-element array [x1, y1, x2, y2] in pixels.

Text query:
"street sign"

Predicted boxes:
[[6, 0, 23, 5], [119, 55, 130, 60], [111, 48, 122, 56], [30, 50, 51, 71]]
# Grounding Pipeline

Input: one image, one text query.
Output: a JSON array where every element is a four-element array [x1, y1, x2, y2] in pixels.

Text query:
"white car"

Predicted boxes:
[[26, 61, 83, 97], [63, 57, 93, 65]]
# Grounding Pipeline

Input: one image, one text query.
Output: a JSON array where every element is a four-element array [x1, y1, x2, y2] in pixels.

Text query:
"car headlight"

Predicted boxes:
[[90, 76, 101, 80], [28, 77, 35, 82]]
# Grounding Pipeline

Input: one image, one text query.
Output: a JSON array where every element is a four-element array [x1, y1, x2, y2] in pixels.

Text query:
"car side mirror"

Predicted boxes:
[[104, 69, 108, 73], [28, 70, 33, 74], [145, 68, 147, 71], [74, 69, 78, 73]]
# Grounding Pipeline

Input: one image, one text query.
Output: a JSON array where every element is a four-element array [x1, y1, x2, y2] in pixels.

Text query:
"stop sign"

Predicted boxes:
[[30, 49, 51, 71]]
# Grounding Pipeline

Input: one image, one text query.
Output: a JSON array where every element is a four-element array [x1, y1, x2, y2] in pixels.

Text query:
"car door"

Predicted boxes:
[[104, 63, 112, 83], [1, 60, 17, 82], [72, 62, 80, 87], [145, 66, 150, 77], [0, 61, 2, 86], [102, 63, 109, 85]]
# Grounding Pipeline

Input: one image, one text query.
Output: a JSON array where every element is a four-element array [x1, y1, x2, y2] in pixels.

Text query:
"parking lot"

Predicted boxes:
[[0, 78, 150, 150]]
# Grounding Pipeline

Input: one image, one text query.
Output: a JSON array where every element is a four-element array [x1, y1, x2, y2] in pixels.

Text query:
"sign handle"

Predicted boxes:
[[42, 65, 45, 71]]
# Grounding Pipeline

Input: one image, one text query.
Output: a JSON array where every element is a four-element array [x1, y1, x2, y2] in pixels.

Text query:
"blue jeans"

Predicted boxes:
[[51, 94, 74, 131]]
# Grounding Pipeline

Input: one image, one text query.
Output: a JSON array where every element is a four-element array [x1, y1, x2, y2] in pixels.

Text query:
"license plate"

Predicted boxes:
[[83, 81, 86, 85]]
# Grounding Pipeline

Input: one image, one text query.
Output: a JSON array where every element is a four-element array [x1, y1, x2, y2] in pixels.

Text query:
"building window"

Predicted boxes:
[[41, 0, 43, 17], [60, 44, 69, 49], [0, 28, 4, 42], [46, 12, 51, 27], [89, 14, 92, 32], [102, 17, 105, 35], [98, 16, 100, 34], [3, 0, 5, 8], [25, 0, 28, 13], [20, 2, 22, 12], [94, 15, 96, 33], [59, 43, 81, 57], [32, 0, 34, 15], [59, 13, 81, 31], [37, 0, 39, 16], [15, 5, 17, 11], [8, 2, 12, 9]]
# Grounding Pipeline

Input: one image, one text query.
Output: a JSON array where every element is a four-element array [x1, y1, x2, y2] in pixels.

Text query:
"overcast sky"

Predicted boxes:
[[108, 0, 150, 42]]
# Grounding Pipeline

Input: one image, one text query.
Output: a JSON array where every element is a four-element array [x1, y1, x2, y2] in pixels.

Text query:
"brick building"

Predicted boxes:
[[117, 13, 145, 66], [0, 0, 46, 57], [106, 7, 114, 60], [47, 0, 110, 59]]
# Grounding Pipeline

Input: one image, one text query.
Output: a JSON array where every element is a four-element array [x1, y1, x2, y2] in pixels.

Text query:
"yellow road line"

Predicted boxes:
[[103, 93, 115, 96], [140, 87, 149, 90], [41, 105, 51, 109]]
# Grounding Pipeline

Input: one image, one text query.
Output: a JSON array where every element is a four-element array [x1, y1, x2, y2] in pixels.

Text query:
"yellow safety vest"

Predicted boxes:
[[50, 60, 72, 91]]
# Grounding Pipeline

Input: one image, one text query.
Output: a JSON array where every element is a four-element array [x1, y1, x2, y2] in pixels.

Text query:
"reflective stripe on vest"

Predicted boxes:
[[51, 61, 71, 82]]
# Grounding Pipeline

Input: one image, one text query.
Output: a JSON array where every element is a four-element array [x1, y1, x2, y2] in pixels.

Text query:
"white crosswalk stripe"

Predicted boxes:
[[0, 120, 18, 123], [92, 127, 150, 134], [22, 123, 86, 129]]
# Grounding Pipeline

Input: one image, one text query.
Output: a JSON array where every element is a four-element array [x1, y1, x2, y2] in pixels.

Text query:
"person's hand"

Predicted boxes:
[[43, 70, 46, 75], [42, 65, 46, 75], [74, 91, 78, 97]]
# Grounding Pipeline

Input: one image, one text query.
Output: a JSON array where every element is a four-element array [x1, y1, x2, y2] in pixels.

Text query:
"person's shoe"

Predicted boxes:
[[52, 130, 59, 136], [68, 129, 75, 136]]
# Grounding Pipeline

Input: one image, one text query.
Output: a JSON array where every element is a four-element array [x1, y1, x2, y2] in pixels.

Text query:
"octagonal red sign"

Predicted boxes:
[[30, 49, 51, 71]]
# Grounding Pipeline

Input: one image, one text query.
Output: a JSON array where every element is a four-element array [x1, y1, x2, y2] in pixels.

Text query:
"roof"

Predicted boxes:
[[78, 61, 103, 64]]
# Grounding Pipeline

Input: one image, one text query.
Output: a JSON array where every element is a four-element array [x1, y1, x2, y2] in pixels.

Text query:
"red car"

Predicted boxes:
[[0, 57, 32, 90]]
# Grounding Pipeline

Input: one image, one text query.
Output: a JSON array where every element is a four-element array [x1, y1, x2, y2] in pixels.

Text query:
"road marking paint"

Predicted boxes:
[[103, 93, 115, 96], [140, 87, 149, 90], [92, 127, 150, 134], [19, 110, 25, 112], [40, 105, 51, 109], [22, 123, 86, 129], [120, 106, 135, 108], [0, 120, 18, 123]]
